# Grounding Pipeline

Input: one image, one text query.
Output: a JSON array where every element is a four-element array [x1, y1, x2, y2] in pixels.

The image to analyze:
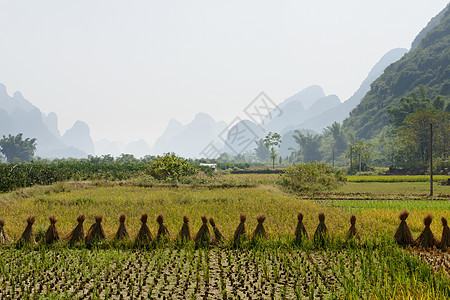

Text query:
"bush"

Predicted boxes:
[[280, 162, 346, 193], [147, 153, 198, 181]]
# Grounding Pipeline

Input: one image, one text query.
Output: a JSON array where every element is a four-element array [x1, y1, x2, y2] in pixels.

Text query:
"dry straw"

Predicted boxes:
[[347, 215, 358, 240], [209, 217, 225, 244], [314, 213, 327, 246], [252, 214, 268, 240], [415, 215, 436, 248], [0, 219, 10, 244], [18, 216, 36, 244], [85, 215, 106, 245], [66, 214, 86, 244], [43, 215, 60, 244], [233, 214, 246, 247], [394, 211, 415, 247], [114, 213, 130, 241], [194, 216, 210, 245], [294, 212, 308, 244], [178, 215, 191, 243], [439, 217, 450, 250], [135, 213, 153, 245], [156, 214, 170, 241]]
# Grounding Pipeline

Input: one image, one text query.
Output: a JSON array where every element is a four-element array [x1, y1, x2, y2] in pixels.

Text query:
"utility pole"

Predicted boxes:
[[350, 146, 352, 173], [430, 122, 433, 196]]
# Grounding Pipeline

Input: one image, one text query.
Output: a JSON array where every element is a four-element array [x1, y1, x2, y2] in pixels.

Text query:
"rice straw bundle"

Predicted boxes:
[[43, 215, 60, 244], [347, 215, 358, 240], [394, 211, 414, 247], [439, 217, 450, 250], [156, 214, 170, 241], [114, 213, 130, 241], [194, 216, 210, 245], [209, 217, 225, 244], [178, 215, 191, 243], [294, 212, 308, 244], [135, 213, 153, 245], [415, 215, 436, 248], [85, 215, 106, 245], [233, 214, 246, 247], [252, 214, 268, 240], [0, 219, 10, 244], [313, 213, 327, 247], [18, 216, 36, 245], [66, 214, 86, 244]]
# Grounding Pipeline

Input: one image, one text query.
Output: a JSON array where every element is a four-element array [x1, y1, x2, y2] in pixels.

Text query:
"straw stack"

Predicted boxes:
[[135, 213, 153, 245], [394, 211, 414, 247], [252, 214, 268, 240], [314, 213, 327, 247], [66, 214, 86, 244], [18, 216, 36, 245], [0, 219, 10, 244], [415, 215, 436, 248], [156, 214, 170, 241], [438, 217, 450, 250], [347, 215, 358, 240], [178, 215, 191, 243], [43, 215, 60, 244], [209, 217, 225, 244], [194, 216, 210, 245], [86, 215, 106, 245], [294, 212, 308, 244], [114, 213, 130, 241], [233, 214, 247, 247]]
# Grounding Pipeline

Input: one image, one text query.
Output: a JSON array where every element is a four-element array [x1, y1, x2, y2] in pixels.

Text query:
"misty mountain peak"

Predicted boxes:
[[71, 120, 91, 133], [193, 112, 215, 123], [13, 91, 24, 99], [167, 118, 182, 127], [0, 83, 7, 96], [62, 120, 95, 155], [281, 85, 326, 109]]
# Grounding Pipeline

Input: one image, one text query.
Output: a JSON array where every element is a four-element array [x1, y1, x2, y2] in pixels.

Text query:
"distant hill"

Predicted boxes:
[[222, 119, 265, 155], [293, 48, 407, 133], [263, 85, 340, 133], [411, 4, 449, 50], [343, 5, 450, 139], [153, 113, 227, 158], [0, 83, 92, 158]]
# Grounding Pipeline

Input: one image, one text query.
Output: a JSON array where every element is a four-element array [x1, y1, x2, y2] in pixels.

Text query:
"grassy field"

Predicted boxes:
[[0, 174, 449, 298]]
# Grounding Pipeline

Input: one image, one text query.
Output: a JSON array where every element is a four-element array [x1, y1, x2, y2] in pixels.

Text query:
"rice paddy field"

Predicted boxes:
[[0, 174, 449, 299]]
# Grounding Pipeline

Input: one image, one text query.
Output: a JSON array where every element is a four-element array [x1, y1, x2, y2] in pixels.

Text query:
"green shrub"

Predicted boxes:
[[280, 162, 346, 193], [147, 153, 198, 181]]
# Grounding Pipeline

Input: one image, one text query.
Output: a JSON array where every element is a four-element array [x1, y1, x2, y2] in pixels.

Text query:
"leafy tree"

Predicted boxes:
[[432, 95, 446, 111], [445, 101, 450, 113], [263, 132, 282, 169], [147, 153, 198, 181], [254, 139, 270, 162], [280, 161, 346, 193], [345, 139, 373, 174], [292, 130, 323, 163], [0, 133, 37, 163], [387, 85, 431, 128], [397, 109, 449, 172], [328, 122, 347, 155], [116, 153, 139, 164]]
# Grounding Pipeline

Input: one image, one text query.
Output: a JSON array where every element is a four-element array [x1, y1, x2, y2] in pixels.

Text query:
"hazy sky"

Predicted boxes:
[[0, 1, 448, 145]]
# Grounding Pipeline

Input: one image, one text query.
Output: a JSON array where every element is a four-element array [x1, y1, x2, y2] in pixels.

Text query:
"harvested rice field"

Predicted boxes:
[[0, 243, 449, 299], [0, 176, 449, 299]]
